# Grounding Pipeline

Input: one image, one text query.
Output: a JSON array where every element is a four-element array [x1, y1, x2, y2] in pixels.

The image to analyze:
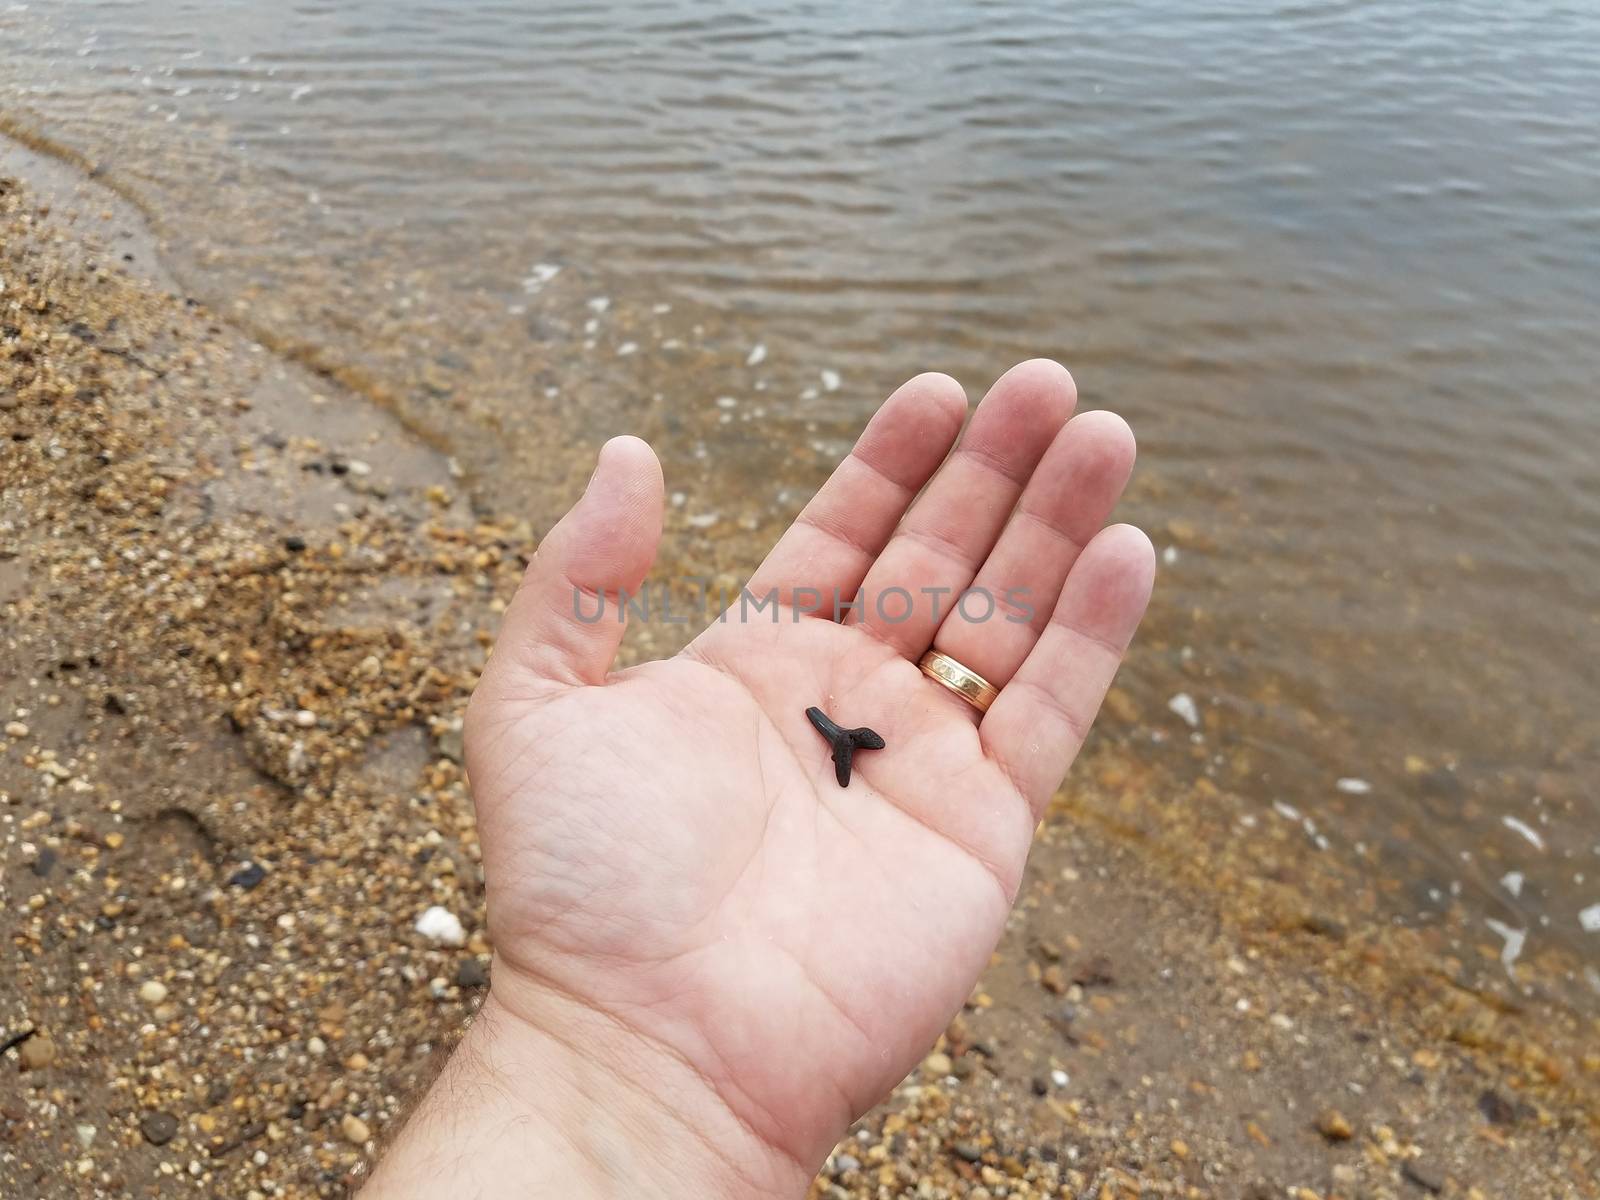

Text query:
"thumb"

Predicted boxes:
[[487, 435, 664, 688]]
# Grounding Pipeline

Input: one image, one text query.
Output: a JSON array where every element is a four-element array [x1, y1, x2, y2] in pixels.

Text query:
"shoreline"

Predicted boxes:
[[2, 138, 1596, 1198]]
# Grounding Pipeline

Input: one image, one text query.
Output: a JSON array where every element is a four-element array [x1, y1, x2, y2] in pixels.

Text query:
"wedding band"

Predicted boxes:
[[917, 650, 999, 714]]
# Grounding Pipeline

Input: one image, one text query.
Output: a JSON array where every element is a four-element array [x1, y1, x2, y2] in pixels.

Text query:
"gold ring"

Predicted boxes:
[[917, 650, 999, 714]]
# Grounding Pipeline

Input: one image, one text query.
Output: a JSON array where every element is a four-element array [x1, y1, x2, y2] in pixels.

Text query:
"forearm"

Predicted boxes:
[[361, 983, 807, 1200]]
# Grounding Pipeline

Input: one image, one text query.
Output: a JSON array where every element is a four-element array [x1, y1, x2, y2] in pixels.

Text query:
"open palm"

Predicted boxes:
[[464, 361, 1154, 1190]]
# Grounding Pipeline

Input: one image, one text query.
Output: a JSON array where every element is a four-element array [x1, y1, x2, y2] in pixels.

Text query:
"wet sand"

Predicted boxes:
[[2, 143, 1598, 1199]]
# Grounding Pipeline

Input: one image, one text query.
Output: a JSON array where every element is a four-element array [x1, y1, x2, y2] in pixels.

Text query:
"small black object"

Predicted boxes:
[[228, 862, 267, 890], [805, 707, 886, 788], [140, 1111, 179, 1147]]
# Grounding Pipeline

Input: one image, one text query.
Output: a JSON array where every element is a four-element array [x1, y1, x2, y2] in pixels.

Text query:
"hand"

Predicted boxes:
[[363, 361, 1154, 1198]]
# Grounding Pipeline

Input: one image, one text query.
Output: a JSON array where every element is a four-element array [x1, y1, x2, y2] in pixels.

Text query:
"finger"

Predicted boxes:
[[980, 524, 1155, 816], [486, 436, 664, 688], [932, 410, 1136, 693], [741, 372, 968, 614], [847, 359, 1076, 657]]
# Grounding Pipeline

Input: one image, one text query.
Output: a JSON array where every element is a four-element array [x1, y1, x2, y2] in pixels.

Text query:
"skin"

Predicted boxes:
[[362, 360, 1155, 1199]]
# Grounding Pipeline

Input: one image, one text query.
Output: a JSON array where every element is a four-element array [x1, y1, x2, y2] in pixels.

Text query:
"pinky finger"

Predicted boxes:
[[980, 524, 1156, 817]]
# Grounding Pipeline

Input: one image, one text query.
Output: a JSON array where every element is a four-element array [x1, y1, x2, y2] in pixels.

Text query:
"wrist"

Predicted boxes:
[[362, 966, 807, 1200]]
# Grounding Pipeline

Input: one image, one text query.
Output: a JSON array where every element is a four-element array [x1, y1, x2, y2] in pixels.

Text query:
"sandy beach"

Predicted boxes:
[[3, 137, 1598, 1200]]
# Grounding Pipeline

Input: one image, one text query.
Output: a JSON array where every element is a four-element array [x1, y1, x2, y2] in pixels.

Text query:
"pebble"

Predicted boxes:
[[820, 368, 841, 392], [1335, 777, 1372, 795], [1316, 1108, 1354, 1141], [921, 1051, 953, 1079], [455, 957, 489, 988], [18, 1030, 57, 1071], [140, 1111, 179, 1146], [1477, 1089, 1517, 1126], [138, 979, 169, 1006], [1167, 692, 1200, 728], [953, 1141, 983, 1163], [340, 1114, 371, 1145], [436, 726, 465, 763], [746, 343, 767, 366], [1400, 1160, 1445, 1194], [414, 905, 467, 946], [228, 862, 267, 889], [4, 721, 28, 738]]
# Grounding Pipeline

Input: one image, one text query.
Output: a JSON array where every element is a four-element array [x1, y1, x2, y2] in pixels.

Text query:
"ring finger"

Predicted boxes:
[[846, 359, 1077, 658], [929, 409, 1136, 701]]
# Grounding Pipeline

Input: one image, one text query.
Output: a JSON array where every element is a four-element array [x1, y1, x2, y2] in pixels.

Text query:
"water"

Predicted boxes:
[[4, 0, 1598, 1000]]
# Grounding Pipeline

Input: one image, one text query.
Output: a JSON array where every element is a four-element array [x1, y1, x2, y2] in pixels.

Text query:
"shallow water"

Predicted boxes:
[[3, 0, 1598, 1001]]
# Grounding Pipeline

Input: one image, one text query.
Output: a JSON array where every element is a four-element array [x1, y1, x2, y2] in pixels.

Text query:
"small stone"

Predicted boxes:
[[1040, 964, 1067, 995], [1170, 1138, 1190, 1160], [1071, 955, 1115, 988], [1317, 1108, 1354, 1141], [922, 1051, 953, 1079], [1477, 1089, 1517, 1126], [18, 1031, 56, 1071], [831, 1153, 860, 1176], [340, 1114, 371, 1145], [4, 721, 28, 738], [140, 1111, 179, 1146], [283, 535, 306, 552], [103, 831, 124, 850], [1167, 692, 1200, 728], [414, 906, 466, 947], [953, 1140, 983, 1163], [435, 726, 465, 763], [292, 709, 317, 728], [138, 980, 169, 1006], [455, 958, 489, 988], [228, 862, 267, 889], [306, 1036, 327, 1056], [1401, 1160, 1445, 1194]]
